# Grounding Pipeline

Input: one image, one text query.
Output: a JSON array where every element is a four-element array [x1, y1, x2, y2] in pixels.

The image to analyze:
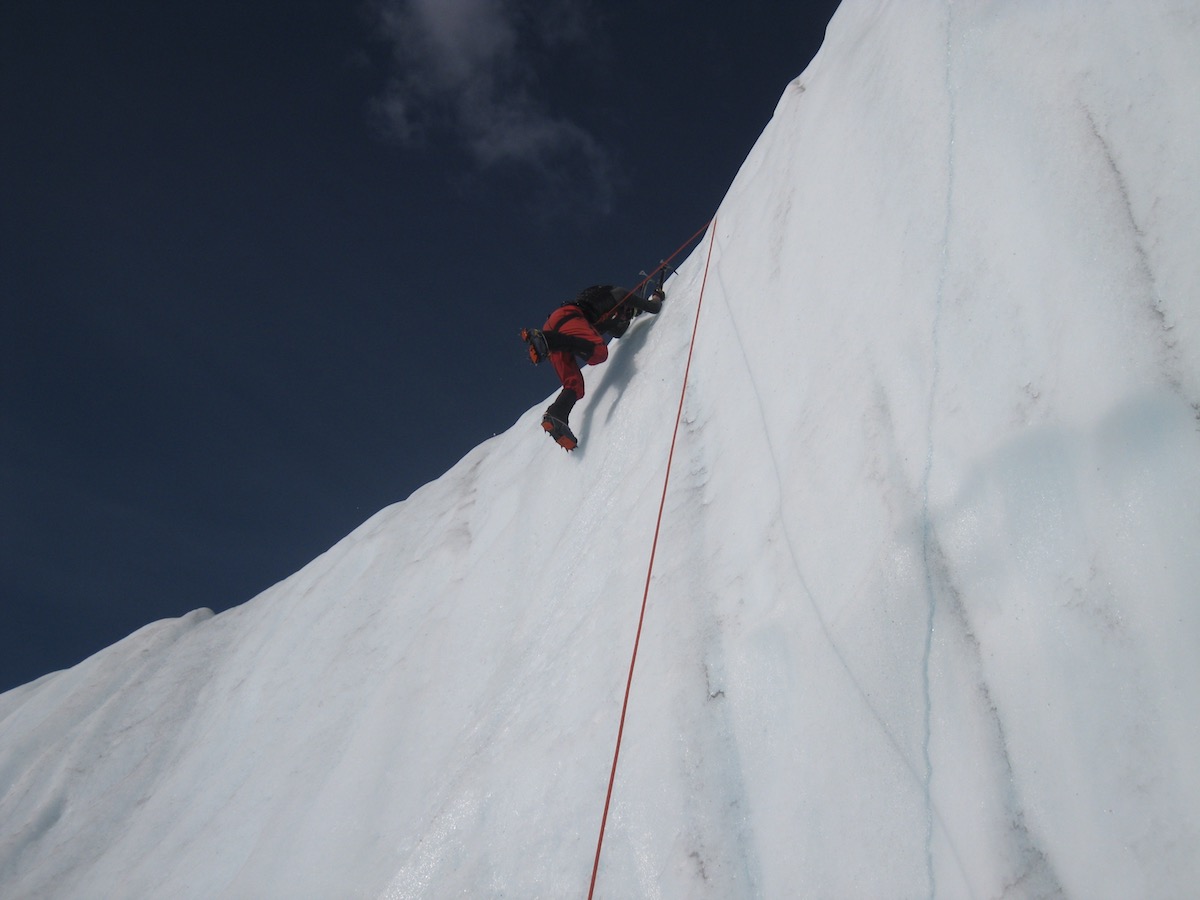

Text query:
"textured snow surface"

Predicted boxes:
[[3, 1, 1198, 897]]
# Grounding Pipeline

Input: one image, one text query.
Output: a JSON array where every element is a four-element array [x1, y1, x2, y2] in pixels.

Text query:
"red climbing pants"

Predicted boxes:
[[543, 305, 608, 398]]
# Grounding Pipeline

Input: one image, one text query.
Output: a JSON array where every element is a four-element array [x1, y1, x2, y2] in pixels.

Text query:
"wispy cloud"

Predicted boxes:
[[371, 0, 613, 212]]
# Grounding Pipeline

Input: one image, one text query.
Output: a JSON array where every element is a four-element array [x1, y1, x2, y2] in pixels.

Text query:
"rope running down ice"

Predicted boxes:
[[588, 216, 718, 899]]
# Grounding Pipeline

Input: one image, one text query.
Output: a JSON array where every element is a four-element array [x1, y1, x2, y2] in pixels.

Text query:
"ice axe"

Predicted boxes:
[[639, 260, 677, 294]]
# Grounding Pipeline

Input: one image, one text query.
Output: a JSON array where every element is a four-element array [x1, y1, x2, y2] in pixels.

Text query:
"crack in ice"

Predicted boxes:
[[920, 4, 960, 895], [711, 262, 940, 808]]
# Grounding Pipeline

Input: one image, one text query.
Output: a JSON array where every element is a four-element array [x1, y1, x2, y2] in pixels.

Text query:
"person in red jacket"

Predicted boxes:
[[522, 283, 664, 450]]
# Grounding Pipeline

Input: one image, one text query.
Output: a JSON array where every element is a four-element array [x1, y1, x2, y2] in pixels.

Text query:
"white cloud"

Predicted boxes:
[[372, 0, 613, 210]]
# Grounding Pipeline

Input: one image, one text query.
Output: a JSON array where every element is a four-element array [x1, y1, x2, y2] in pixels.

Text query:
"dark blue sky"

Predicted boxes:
[[1, 0, 840, 691]]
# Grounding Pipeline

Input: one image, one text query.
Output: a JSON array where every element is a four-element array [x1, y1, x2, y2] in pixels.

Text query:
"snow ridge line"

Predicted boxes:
[[920, 4, 959, 896], [1081, 102, 1194, 412], [588, 218, 719, 900]]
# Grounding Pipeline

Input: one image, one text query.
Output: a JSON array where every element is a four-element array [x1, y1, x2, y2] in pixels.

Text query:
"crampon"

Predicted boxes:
[[520, 328, 549, 365], [541, 414, 578, 451]]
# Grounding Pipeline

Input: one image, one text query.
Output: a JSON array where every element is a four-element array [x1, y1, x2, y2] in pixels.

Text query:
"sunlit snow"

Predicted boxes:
[[3, 1, 1198, 897]]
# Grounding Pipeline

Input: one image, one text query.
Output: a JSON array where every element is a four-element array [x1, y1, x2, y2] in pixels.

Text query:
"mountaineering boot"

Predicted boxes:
[[542, 414, 578, 451], [546, 387, 578, 422], [521, 328, 550, 364], [541, 387, 579, 450]]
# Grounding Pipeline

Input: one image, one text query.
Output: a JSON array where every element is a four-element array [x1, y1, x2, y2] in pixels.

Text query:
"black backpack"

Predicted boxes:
[[569, 284, 621, 322]]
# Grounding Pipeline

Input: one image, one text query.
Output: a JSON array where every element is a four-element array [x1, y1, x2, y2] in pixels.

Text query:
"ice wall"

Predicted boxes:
[[2, 1, 1197, 897]]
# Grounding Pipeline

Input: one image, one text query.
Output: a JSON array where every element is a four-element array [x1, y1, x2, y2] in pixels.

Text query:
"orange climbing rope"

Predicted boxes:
[[588, 216, 719, 899], [594, 220, 714, 328]]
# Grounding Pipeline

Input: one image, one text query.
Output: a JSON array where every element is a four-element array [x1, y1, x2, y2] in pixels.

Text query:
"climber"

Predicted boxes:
[[521, 283, 665, 450]]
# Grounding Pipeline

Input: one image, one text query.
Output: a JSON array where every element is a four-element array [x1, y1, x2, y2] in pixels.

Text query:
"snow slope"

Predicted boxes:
[[3, 1, 1199, 897]]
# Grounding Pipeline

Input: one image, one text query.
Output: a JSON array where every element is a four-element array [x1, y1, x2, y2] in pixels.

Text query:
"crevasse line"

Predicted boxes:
[[921, 3, 959, 897]]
